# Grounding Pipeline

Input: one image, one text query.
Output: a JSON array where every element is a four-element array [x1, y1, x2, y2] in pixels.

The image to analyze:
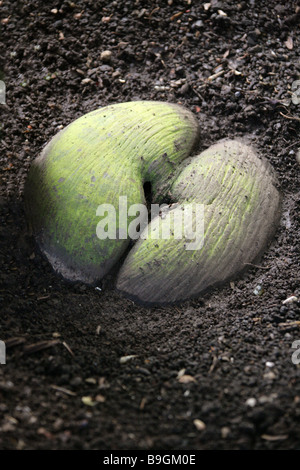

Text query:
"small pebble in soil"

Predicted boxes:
[[221, 426, 231, 439], [265, 361, 275, 368], [100, 50, 112, 63], [193, 419, 206, 431], [263, 370, 276, 380], [245, 397, 257, 407], [253, 284, 264, 296]]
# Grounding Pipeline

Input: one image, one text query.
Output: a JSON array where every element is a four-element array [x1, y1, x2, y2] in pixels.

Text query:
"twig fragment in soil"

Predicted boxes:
[[279, 321, 300, 328], [96, 325, 101, 335], [207, 70, 225, 81], [62, 341, 74, 357], [23, 340, 60, 355], [5, 337, 26, 348], [170, 11, 183, 21], [280, 112, 300, 122], [283, 140, 300, 151], [149, 7, 159, 20], [261, 434, 288, 441], [192, 86, 205, 102], [244, 262, 270, 270], [140, 397, 147, 410], [50, 385, 77, 396], [37, 295, 51, 301], [209, 355, 218, 374]]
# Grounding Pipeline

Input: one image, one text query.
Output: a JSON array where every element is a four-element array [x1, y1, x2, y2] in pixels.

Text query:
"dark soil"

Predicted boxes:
[[0, 0, 300, 450]]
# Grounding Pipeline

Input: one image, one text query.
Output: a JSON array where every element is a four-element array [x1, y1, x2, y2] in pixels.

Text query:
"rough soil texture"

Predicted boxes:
[[0, 0, 300, 450]]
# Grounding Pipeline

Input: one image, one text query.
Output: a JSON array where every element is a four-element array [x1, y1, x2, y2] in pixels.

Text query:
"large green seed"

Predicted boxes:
[[25, 101, 281, 305], [116, 140, 281, 304], [24, 101, 200, 283]]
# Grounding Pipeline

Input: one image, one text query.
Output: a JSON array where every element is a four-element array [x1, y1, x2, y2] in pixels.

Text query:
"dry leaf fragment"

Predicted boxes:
[[178, 374, 196, 384], [95, 394, 106, 403], [98, 377, 110, 389], [74, 10, 84, 19], [85, 377, 97, 384], [120, 355, 137, 364], [37, 427, 54, 439], [177, 368, 186, 378], [81, 78, 93, 85], [284, 37, 293, 50], [82, 396, 97, 406], [1, 16, 10, 24]]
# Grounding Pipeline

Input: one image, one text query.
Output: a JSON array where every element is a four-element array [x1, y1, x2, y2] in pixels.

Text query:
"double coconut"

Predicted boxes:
[[24, 101, 281, 305]]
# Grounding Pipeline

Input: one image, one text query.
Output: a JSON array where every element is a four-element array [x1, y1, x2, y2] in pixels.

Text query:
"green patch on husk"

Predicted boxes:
[[116, 140, 281, 304], [25, 101, 199, 283]]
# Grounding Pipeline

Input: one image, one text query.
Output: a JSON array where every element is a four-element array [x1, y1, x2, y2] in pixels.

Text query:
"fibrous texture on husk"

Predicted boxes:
[[25, 101, 281, 305], [117, 140, 281, 304]]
